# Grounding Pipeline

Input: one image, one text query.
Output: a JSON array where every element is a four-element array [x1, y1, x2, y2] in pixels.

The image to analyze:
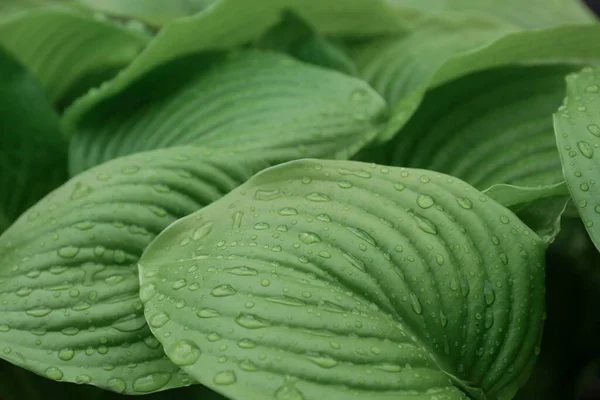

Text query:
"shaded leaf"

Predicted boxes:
[[67, 50, 387, 175], [0, 6, 150, 105], [0, 46, 67, 234], [139, 159, 546, 400], [0, 146, 269, 393], [554, 66, 600, 251]]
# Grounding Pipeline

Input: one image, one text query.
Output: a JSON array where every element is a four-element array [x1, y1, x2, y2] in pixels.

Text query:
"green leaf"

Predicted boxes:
[[364, 66, 574, 188], [67, 50, 387, 175], [0, 360, 228, 400], [0, 6, 150, 106], [483, 182, 570, 243], [554, 66, 600, 251], [388, 0, 596, 29], [75, 0, 217, 26], [0, 145, 269, 393], [139, 159, 546, 400], [62, 0, 415, 132], [349, 18, 600, 142], [0, 46, 68, 234], [256, 10, 359, 76]]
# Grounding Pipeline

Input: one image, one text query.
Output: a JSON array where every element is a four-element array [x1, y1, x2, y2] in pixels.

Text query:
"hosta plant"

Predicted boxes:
[[1, 1, 600, 399]]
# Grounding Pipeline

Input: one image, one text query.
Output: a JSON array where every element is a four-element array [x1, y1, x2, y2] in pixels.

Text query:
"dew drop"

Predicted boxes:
[[192, 222, 213, 240], [213, 370, 237, 386], [342, 252, 366, 272], [26, 307, 52, 317], [305, 192, 331, 202], [307, 354, 338, 368], [133, 372, 171, 393], [416, 194, 435, 209], [58, 348, 75, 361], [148, 312, 170, 328], [166, 340, 201, 366], [211, 284, 236, 297], [57, 246, 79, 258], [254, 222, 270, 230], [107, 378, 126, 393], [298, 232, 321, 245], [279, 207, 298, 216], [139, 283, 157, 303], [254, 189, 283, 201], [577, 141, 594, 158], [45, 367, 64, 381], [232, 211, 244, 228], [414, 214, 438, 235], [588, 124, 600, 137], [347, 227, 376, 246], [409, 293, 423, 315], [484, 281, 496, 306], [276, 380, 304, 400], [235, 313, 270, 329], [456, 197, 473, 209], [226, 266, 258, 276]]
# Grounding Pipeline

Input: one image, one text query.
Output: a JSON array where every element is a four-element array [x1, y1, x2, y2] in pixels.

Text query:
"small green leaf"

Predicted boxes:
[[0, 146, 269, 393], [0, 47, 68, 234], [554, 66, 600, 251], [350, 18, 600, 142], [67, 50, 387, 175], [75, 0, 216, 26], [0, 6, 150, 106], [139, 159, 546, 400]]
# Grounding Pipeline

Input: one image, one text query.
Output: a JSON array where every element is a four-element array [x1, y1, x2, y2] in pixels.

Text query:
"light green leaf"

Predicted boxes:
[[62, 0, 417, 132], [139, 159, 546, 400], [484, 182, 571, 243], [75, 0, 216, 26], [0, 46, 68, 234], [0, 360, 228, 400], [67, 50, 387, 175], [350, 18, 600, 142], [388, 0, 595, 29], [0, 146, 269, 393], [554, 66, 600, 251], [0, 6, 150, 106]]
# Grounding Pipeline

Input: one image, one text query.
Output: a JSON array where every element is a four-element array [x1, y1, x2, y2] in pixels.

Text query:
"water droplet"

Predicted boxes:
[[307, 354, 338, 368], [440, 311, 448, 327], [581, 183, 590, 191], [414, 214, 437, 235], [238, 338, 257, 349], [347, 227, 376, 246], [416, 194, 435, 209], [587, 84, 600, 93], [316, 214, 332, 222], [342, 252, 366, 272], [213, 370, 237, 385], [577, 141, 594, 158], [107, 378, 126, 393], [16, 287, 33, 297], [318, 300, 346, 313], [58, 348, 75, 361], [111, 314, 146, 332], [350, 87, 369, 103], [166, 340, 201, 366], [338, 168, 371, 178], [235, 313, 270, 329], [0, 324, 9, 332], [588, 124, 600, 137], [57, 246, 79, 258], [456, 197, 473, 209], [139, 283, 157, 303], [298, 232, 321, 245], [499, 253, 509, 265], [499, 215, 510, 224], [459, 277, 470, 297], [254, 222, 270, 230], [226, 266, 258, 276], [436, 254, 444, 265], [484, 281, 495, 306], [211, 284, 236, 297], [394, 183, 405, 191], [279, 208, 298, 216], [192, 222, 213, 240], [409, 293, 422, 315], [44, 367, 64, 381], [133, 372, 171, 393], [267, 296, 306, 307], [239, 359, 258, 371], [305, 192, 331, 202], [26, 307, 52, 317], [338, 180, 353, 188], [254, 189, 283, 201], [232, 211, 244, 228], [149, 312, 170, 328]]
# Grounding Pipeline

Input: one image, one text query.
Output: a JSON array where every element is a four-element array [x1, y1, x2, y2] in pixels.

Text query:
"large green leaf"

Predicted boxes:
[[75, 0, 216, 26], [139, 159, 546, 400], [0, 360, 228, 400], [388, 0, 595, 29], [0, 46, 68, 234], [0, 6, 150, 106], [554, 66, 600, 251], [67, 50, 387, 175], [0, 146, 269, 393], [62, 0, 421, 133], [349, 18, 600, 142]]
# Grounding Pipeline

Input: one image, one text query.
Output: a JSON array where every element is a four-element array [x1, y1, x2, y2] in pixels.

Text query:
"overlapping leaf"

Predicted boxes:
[[554, 66, 600, 251], [139, 159, 546, 400], [0, 146, 270, 393], [67, 50, 387, 174], [0, 47, 68, 234], [349, 16, 600, 142], [0, 5, 150, 106]]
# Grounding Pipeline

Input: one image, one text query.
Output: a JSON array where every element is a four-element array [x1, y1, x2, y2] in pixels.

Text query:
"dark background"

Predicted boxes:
[[585, 0, 600, 13]]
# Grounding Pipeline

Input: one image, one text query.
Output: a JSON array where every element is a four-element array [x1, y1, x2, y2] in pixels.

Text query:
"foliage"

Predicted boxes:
[[0, 1, 599, 399]]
